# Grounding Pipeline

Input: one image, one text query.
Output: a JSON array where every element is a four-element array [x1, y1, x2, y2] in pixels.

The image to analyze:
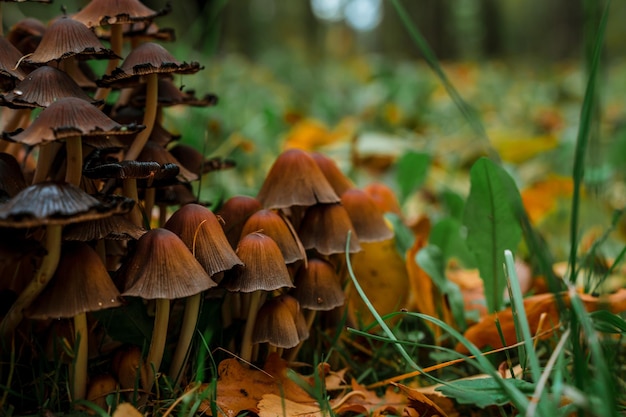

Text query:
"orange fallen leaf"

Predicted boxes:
[[396, 383, 450, 417], [331, 380, 407, 416], [457, 289, 626, 353], [200, 354, 315, 416], [521, 175, 573, 223], [445, 266, 486, 321], [112, 403, 143, 417]]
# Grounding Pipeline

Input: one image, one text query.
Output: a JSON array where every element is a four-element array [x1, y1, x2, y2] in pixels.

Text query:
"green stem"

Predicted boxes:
[[169, 294, 201, 385], [0, 225, 62, 337]]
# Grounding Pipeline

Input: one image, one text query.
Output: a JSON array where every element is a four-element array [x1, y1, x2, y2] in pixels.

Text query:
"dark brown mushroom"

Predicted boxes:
[[340, 188, 393, 242], [298, 203, 361, 255], [239, 209, 304, 264], [217, 195, 262, 249]]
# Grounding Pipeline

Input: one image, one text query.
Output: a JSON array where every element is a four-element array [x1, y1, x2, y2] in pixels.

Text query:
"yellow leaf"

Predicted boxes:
[[489, 130, 559, 163], [347, 237, 410, 326], [521, 175, 573, 223]]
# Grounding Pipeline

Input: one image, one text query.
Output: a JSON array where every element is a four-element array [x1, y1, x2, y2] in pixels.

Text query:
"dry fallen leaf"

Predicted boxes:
[[200, 354, 315, 416], [521, 175, 573, 223], [330, 380, 407, 416], [112, 403, 143, 417], [258, 394, 323, 417], [396, 383, 450, 417], [458, 289, 626, 353]]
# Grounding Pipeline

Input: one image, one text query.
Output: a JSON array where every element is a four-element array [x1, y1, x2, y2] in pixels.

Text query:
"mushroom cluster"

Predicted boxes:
[[0, 1, 398, 413]]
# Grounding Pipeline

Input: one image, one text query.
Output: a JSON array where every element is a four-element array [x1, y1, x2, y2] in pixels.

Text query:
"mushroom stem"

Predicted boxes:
[[286, 309, 316, 363], [168, 293, 201, 385], [239, 291, 263, 363], [143, 298, 170, 392], [32, 143, 62, 184], [124, 72, 158, 161], [94, 23, 123, 102], [122, 178, 142, 226], [64, 136, 83, 187], [143, 187, 156, 224], [0, 224, 62, 337], [71, 312, 88, 401]]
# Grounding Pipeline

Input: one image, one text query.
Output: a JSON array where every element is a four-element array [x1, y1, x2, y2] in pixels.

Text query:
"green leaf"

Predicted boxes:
[[429, 217, 476, 268], [440, 189, 465, 220], [385, 212, 415, 257], [463, 158, 522, 312], [436, 378, 536, 408], [590, 310, 626, 334], [396, 151, 430, 203]]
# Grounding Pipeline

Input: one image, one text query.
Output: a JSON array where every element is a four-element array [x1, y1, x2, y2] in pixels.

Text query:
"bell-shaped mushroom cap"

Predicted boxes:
[[155, 183, 198, 207], [240, 209, 304, 264], [98, 42, 202, 87], [26, 241, 122, 319], [169, 144, 234, 176], [252, 294, 308, 349], [217, 195, 262, 248], [362, 182, 402, 216], [0, 66, 102, 109], [292, 258, 344, 311], [164, 204, 242, 277], [24, 17, 118, 64], [256, 149, 340, 209], [99, 21, 176, 43], [221, 232, 293, 293], [71, 0, 170, 27], [298, 203, 361, 255], [63, 214, 145, 241], [120, 228, 217, 299], [130, 78, 218, 108], [310, 152, 354, 196], [3, 97, 143, 147], [138, 141, 197, 182], [0, 182, 133, 228], [6, 17, 46, 54], [0, 37, 27, 91], [0, 153, 27, 201], [341, 189, 393, 242]]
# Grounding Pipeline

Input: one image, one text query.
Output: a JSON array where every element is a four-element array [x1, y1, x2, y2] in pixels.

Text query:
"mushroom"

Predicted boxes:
[[0, 181, 133, 336], [118, 228, 217, 391], [220, 232, 293, 363], [26, 241, 122, 401], [216, 195, 262, 249], [340, 188, 393, 242], [98, 42, 202, 161], [298, 203, 361, 255], [310, 152, 354, 196], [163, 203, 242, 382], [253, 294, 309, 357]]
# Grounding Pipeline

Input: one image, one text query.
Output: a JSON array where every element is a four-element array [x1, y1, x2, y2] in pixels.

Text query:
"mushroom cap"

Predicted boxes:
[[138, 141, 197, 182], [71, 0, 170, 27], [98, 42, 202, 87], [3, 97, 143, 147], [154, 183, 198, 207], [24, 17, 118, 64], [239, 209, 304, 264], [252, 294, 308, 349], [98, 21, 176, 43], [169, 144, 234, 176], [217, 195, 262, 249], [130, 77, 218, 107], [221, 232, 293, 293], [362, 182, 402, 216], [0, 182, 134, 228], [120, 228, 217, 299], [310, 152, 354, 196], [0, 37, 27, 91], [292, 258, 345, 311], [0, 66, 102, 109], [340, 189, 393, 242], [298, 203, 361, 255], [256, 149, 340, 209], [164, 204, 243, 277], [6, 18, 46, 55], [26, 241, 122, 319], [63, 214, 146, 241]]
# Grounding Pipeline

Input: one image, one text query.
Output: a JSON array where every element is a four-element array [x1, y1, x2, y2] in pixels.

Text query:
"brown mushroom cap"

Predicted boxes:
[[24, 17, 118, 64], [310, 152, 354, 196], [256, 149, 340, 209], [3, 97, 143, 147], [169, 144, 234, 176], [98, 21, 176, 43], [138, 141, 197, 182], [252, 294, 307, 349], [0, 152, 27, 201], [217, 195, 262, 249], [164, 203, 243, 277], [120, 228, 217, 299], [0, 37, 27, 91], [98, 42, 202, 87], [298, 203, 361, 255], [63, 214, 145, 241], [221, 232, 293, 293], [71, 0, 170, 27], [26, 241, 122, 319], [292, 258, 345, 311], [340, 189, 393, 242], [0, 182, 133, 228], [0, 66, 102, 109], [239, 209, 304, 264], [6, 17, 46, 55], [130, 77, 218, 108]]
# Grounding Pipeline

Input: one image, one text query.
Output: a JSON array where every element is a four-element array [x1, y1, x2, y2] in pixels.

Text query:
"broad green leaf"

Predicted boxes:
[[440, 189, 465, 220], [429, 217, 476, 268], [396, 151, 430, 203], [436, 378, 536, 408], [385, 212, 415, 257], [463, 158, 522, 312]]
